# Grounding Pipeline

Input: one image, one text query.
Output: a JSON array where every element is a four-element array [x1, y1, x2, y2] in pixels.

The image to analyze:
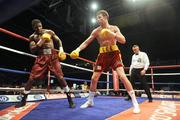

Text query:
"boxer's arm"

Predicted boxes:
[[51, 32, 64, 53], [114, 26, 126, 44], [29, 35, 45, 53], [29, 41, 40, 53], [29, 36, 41, 53], [77, 30, 97, 52], [52, 34, 67, 60]]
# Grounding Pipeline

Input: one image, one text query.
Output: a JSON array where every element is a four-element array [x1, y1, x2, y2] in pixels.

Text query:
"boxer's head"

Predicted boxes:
[[32, 19, 42, 33], [96, 10, 109, 26]]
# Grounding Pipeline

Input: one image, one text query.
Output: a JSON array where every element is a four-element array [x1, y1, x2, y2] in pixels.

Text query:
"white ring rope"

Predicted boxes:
[[126, 73, 180, 76], [146, 73, 180, 76], [1, 45, 180, 76], [0, 45, 111, 75], [0, 87, 179, 94], [0, 45, 36, 58], [0, 87, 85, 93]]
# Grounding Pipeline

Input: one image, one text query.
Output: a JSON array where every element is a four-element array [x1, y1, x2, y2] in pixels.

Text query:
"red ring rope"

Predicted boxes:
[[0, 27, 95, 65]]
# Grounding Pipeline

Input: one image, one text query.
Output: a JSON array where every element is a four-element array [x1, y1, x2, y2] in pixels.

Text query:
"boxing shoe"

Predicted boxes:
[[80, 100, 94, 108], [65, 92, 76, 108], [133, 104, 141, 114], [148, 98, 153, 102], [69, 100, 76, 108], [15, 94, 28, 108]]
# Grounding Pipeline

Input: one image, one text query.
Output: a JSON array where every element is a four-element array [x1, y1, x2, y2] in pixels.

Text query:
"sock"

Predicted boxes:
[[24, 90, 30, 94], [128, 90, 138, 107], [63, 86, 70, 93], [88, 91, 95, 102]]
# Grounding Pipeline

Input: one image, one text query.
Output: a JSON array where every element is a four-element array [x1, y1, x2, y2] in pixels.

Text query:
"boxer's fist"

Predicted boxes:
[[100, 29, 115, 39], [70, 49, 80, 59], [41, 33, 51, 42], [58, 52, 66, 61]]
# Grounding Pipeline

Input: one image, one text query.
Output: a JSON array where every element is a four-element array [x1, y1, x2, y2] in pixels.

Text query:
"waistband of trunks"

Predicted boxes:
[[38, 48, 54, 55], [99, 45, 119, 53]]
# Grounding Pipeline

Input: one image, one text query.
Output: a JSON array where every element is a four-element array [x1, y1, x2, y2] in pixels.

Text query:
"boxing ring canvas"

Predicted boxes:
[[0, 97, 180, 120]]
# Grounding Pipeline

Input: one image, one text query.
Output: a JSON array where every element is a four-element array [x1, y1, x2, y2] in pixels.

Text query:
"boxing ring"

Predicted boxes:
[[0, 28, 180, 120]]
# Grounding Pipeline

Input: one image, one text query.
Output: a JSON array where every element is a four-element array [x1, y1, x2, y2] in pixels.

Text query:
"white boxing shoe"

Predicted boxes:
[[133, 105, 141, 114], [80, 100, 94, 108]]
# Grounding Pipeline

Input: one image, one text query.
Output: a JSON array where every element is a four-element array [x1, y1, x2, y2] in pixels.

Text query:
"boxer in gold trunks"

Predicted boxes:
[[70, 10, 140, 113], [16, 19, 75, 108]]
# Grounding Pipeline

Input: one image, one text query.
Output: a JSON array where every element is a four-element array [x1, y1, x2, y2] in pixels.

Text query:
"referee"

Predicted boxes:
[[126, 44, 153, 102]]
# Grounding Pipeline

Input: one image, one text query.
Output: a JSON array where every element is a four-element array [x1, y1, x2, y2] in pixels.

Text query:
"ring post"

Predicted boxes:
[[106, 71, 110, 95], [47, 71, 51, 93], [151, 68, 155, 91]]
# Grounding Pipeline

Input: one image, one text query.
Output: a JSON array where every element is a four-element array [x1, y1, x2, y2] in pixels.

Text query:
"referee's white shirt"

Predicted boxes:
[[130, 51, 150, 72]]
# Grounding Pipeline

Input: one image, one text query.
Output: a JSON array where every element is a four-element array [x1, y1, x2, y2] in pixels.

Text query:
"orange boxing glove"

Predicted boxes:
[[41, 33, 51, 42], [70, 48, 80, 59], [58, 52, 66, 61], [100, 29, 114, 39]]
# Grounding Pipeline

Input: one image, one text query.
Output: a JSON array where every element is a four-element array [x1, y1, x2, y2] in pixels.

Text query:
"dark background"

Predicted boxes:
[[0, 0, 180, 90]]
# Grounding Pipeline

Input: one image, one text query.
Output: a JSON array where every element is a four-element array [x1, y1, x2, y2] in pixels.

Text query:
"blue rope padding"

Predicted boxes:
[[0, 67, 30, 74], [0, 67, 111, 83], [135, 82, 180, 85]]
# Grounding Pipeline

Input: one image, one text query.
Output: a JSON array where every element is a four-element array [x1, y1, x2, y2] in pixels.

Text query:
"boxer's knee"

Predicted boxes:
[[119, 73, 127, 81]]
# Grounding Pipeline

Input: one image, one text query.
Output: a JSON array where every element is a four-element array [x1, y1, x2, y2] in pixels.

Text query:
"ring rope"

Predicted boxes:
[[1, 28, 180, 70], [1, 67, 180, 85], [1, 45, 180, 76], [0, 67, 110, 84], [0, 27, 95, 65], [0, 45, 111, 75], [135, 82, 180, 85], [0, 87, 179, 94]]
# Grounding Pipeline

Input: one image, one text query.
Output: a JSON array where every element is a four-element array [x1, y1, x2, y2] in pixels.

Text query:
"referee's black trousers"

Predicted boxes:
[[129, 68, 152, 101]]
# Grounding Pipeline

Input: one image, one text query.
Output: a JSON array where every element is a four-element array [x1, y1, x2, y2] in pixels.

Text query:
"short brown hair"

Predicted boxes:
[[96, 10, 109, 20]]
